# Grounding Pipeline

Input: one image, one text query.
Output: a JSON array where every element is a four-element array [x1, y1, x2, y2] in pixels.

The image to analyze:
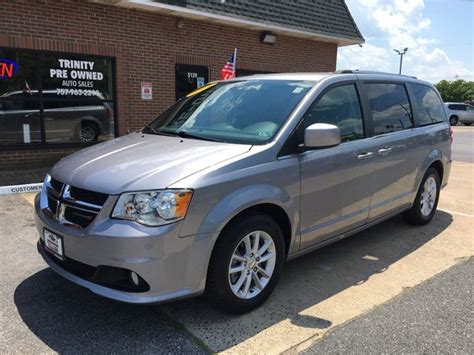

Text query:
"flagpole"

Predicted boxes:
[[233, 48, 237, 73]]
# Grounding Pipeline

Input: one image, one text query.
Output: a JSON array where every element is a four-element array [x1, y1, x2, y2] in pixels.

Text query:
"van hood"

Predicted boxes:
[[50, 132, 251, 195]]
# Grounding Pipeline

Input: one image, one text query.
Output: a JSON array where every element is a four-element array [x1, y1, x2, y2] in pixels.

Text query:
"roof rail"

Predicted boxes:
[[335, 69, 417, 79]]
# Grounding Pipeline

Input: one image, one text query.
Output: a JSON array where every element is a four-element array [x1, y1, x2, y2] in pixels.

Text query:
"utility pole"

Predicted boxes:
[[394, 48, 408, 74]]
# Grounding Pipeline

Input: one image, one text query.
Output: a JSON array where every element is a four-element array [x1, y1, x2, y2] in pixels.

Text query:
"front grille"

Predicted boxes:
[[50, 178, 64, 193], [70, 186, 109, 206], [45, 177, 109, 229], [39, 241, 150, 293], [64, 207, 97, 227], [47, 196, 58, 214]]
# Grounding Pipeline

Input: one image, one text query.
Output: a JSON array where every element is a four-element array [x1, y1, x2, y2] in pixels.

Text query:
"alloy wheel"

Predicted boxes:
[[80, 125, 97, 142], [420, 176, 437, 216], [228, 230, 276, 299]]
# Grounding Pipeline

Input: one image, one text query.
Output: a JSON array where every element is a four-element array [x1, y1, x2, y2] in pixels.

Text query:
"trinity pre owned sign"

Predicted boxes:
[[49, 59, 106, 97]]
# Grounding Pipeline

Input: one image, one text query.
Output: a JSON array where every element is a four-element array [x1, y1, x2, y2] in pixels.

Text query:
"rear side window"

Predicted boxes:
[[410, 84, 446, 125], [448, 104, 465, 111], [303, 84, 364, 142], [365, 83, 413, 135]]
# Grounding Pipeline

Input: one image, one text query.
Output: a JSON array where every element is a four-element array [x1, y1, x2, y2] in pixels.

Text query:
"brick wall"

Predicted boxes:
[[0, 0, 338, 170]]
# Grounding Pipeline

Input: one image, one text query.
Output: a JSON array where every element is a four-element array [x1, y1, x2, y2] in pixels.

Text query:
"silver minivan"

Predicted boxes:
[[35, 71, 451, 313]]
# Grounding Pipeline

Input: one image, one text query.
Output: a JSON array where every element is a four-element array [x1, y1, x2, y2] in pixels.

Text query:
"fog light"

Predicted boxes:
[[130, 271, 139, 286]]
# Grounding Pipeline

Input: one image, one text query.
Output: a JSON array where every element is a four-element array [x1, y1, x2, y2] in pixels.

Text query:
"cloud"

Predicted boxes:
[[338, 0, 473, 83], [338, 44, 391, 72]]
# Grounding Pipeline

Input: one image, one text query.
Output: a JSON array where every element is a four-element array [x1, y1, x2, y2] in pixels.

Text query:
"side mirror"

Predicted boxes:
[[304, 123, 341, 149]]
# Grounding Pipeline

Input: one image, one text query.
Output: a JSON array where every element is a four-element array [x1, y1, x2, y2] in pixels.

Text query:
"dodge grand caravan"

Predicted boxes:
[[35, 71, 451, 313]]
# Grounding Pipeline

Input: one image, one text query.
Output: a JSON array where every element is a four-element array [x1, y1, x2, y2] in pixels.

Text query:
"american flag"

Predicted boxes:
[[220, 48, 237, 80]]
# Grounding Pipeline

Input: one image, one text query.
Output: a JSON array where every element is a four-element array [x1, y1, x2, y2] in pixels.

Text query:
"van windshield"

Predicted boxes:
[[144, 80, 314, 144]]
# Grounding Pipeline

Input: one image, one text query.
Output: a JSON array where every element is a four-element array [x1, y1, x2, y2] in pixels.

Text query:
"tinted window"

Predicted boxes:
[[147, 80, 314, 144], [410, 84, 446, 126], [366, 83, 413, 135], [303, 84, 364, 142], [448, 104, 465, 111]]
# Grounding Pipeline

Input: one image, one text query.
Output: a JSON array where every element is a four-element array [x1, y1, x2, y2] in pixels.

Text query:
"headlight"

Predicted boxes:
[[111, 190, 193, 226]]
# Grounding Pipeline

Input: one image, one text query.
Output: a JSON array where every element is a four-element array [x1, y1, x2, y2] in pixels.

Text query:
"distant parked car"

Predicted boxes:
[[444, 102, 474, 126]]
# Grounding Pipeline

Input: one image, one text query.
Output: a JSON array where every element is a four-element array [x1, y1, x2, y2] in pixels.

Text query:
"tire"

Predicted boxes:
[[464, 123, 472, 126], [80, 123, 100, 143], [449, 116, 458, 126], [206, 213, 285, 314], [402, 167, 440, 225]]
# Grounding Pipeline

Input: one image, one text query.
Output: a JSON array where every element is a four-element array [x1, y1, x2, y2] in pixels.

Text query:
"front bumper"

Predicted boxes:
[[34, 193, 216, 304]]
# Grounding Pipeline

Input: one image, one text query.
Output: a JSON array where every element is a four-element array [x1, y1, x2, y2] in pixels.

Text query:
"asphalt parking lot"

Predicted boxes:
[[452, 125, 474, 163], [0, 126, 472, 354]]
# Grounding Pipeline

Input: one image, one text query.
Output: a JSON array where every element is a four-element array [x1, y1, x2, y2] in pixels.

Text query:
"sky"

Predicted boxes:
[[337, 0, 474, 83]]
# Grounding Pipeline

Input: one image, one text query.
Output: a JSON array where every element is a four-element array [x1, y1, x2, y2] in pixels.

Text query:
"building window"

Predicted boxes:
[[175, 64, 209, 100], [0, 48, 116, 146]]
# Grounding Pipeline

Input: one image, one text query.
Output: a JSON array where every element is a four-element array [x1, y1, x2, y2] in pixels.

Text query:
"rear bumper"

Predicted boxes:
[[34, 193, 216, 304]]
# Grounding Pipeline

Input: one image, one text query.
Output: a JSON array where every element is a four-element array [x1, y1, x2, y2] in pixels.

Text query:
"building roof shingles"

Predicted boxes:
[[155, 0, 364, 42]]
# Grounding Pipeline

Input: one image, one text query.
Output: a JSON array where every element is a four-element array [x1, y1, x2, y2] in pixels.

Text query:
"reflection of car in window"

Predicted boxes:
[[0, 90, 112, 143]]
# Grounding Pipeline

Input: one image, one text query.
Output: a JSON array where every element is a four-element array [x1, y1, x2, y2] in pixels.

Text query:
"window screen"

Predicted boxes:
[[366, 83, 413, 135]]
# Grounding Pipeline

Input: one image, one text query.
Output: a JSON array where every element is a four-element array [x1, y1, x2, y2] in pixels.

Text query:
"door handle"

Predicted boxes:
[[357, 152, 374, 160], [378, 148, 392, 156]]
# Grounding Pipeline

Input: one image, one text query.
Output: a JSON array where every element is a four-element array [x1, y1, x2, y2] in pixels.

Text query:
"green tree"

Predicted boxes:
[[435, 79, 474, 102]]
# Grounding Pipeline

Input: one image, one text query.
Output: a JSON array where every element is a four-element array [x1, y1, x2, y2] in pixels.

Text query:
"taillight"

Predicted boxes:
[[450, 128, 453, 144], [106, 107, 113, 119]]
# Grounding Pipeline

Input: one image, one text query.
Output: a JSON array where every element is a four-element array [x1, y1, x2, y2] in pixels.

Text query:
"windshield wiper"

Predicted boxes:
[[176, 130, 224, 142], [142, 125, 175, 137]]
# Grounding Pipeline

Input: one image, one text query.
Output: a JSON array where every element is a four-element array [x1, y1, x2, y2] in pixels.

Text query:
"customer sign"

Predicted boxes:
[[0, 183, 43, 195]]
